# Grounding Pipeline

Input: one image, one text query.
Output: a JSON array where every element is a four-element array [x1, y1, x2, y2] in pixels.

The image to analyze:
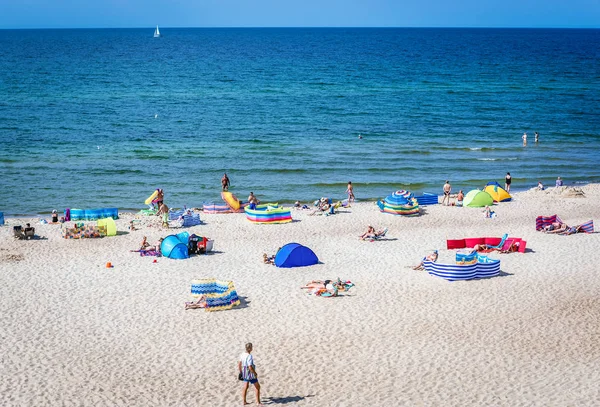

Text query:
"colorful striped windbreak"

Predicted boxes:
[[191, 279, 240, 312]]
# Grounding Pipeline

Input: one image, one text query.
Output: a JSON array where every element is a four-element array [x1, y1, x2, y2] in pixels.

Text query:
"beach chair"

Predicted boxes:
[[13, 226, 26, 240], [24, 226, 35, 239], [488, 233, 508, 250], [373, 228, 388, 240]]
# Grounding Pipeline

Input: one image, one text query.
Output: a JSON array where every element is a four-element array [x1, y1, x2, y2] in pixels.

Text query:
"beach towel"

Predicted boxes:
[[139, 250, 162, 257]]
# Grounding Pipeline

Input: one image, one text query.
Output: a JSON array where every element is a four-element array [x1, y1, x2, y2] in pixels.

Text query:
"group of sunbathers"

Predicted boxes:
[[131, 236, 164, 255], [542, 222, 582, 235], [301, 278, 354, 297]]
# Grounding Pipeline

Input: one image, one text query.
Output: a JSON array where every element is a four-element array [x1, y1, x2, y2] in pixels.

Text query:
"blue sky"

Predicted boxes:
[[1, 0, 599, 29]]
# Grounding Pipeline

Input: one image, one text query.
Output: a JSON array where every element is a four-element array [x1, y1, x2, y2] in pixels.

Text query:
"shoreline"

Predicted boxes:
[[1, 182, 593, 219]]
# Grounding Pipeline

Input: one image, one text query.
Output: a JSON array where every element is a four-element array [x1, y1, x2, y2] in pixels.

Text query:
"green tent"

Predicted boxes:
[[464, 189, 494, 207]]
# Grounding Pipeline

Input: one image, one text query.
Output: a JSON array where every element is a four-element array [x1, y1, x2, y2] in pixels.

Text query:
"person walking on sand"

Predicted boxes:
[[441, 181, 451, 206], [239, 343, 262, 405], [505, 172, 512, 193], [222, 173, 230, 191], [346, 181, 355, 204]]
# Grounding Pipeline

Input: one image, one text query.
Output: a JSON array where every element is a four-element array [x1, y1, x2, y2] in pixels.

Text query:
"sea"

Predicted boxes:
[[1, 28, 599, 216]]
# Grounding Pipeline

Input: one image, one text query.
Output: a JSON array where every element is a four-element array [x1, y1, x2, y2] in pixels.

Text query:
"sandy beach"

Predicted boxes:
[[1, 185, 599, 406]]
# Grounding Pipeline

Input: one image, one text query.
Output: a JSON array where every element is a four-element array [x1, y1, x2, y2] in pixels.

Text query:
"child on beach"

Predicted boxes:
[[51, 210, 59, 223], [483, 205, 495, 218]]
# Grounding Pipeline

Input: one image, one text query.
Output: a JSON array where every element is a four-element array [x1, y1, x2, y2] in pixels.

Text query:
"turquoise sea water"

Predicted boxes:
[[1, 28, 599, 215]]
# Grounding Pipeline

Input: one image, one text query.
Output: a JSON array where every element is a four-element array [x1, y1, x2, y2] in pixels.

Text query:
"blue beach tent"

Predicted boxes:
[[161, 232, 190, 259], [274, 243, 319, 268]]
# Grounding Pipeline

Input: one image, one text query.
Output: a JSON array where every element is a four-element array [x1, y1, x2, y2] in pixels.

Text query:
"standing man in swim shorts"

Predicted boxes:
[[222, 173, 230, 191], [442, 181, 451, 206], [238, 342, 262, 405]]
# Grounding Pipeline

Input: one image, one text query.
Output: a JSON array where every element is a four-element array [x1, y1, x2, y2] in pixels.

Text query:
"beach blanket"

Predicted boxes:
[[131, 249, 162, 257]]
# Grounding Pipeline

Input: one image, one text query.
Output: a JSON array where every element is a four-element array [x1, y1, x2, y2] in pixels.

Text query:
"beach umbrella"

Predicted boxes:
[[378, 190, 420, 216], [463, 189, 494, 207], [484, 182, 512, 202]]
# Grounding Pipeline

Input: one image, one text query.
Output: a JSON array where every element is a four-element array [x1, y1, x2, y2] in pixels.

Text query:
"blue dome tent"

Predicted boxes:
[[161, 232, 190, 259], [274, 243, 319, 268]]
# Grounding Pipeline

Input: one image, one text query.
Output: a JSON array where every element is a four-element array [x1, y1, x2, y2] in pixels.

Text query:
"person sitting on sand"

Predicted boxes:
[[483, 205, 493, 218], [294, 201, 310, 210], [360, 225, 376, 240], [51, 209, 59, 223], [555, 176, 563, 187], [262, 253, 275, 265], [309, 199, 331, 215], [456, 190, 464, 207], [139, 236, 150, 250], [140, 237, 164, 252], [537, 181, 544, 190], [185, 295, 207, 310], [413, 250, 438, 270]]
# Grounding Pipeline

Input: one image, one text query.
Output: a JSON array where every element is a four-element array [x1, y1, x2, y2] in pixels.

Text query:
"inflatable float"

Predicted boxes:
[[378, 190, 420, 216], [218, 191, 248, 213], [145, 190, 159, 205], [245, 203, 292, 224]]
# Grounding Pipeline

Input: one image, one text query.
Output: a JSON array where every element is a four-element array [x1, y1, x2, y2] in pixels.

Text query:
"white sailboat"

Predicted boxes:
[[154, 25, 161, 38]]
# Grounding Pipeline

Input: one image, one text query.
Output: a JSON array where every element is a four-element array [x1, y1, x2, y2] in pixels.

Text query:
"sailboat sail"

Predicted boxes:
[[154, 26, 161, 38]]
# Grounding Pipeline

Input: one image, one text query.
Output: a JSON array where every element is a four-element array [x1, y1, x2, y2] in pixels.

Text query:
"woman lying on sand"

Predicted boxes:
[[185, 295, 207, 310]]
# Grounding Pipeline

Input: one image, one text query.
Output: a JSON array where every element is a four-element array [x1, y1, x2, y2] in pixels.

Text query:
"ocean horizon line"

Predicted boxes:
[[2, 26, 600, 31]]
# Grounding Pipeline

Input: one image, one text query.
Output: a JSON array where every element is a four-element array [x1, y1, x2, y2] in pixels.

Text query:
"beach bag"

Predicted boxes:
[[188, 234, 201, 254]]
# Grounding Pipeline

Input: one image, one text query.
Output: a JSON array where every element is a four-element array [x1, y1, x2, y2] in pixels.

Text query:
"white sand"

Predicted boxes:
[[1, 185, 600, 406]]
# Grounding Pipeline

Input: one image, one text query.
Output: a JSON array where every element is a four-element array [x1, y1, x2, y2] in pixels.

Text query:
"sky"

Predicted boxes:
[[1, 0, 599, 29]]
